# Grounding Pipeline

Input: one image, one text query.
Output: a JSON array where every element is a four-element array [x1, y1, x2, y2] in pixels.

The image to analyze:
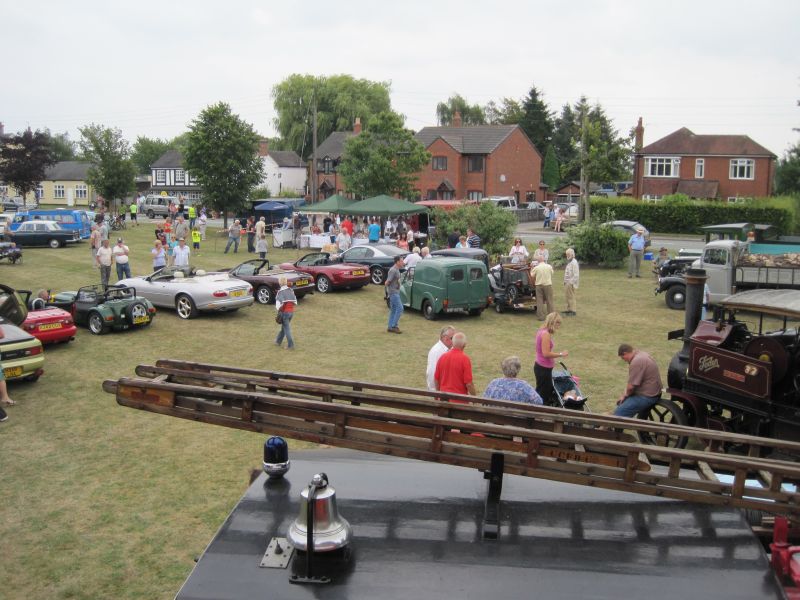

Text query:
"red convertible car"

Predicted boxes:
[[278, 252, 371, 293], [0, 285, 77, 345], [227, 259, 316, 305]]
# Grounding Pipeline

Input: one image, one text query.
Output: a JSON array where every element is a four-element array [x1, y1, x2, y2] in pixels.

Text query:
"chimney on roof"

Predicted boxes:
[[353, 117, 362, 135], [258, 139, 269, 157], [634, 117, 644, 151], [452, 111, 463, 127], [0, 122, 4, 136]]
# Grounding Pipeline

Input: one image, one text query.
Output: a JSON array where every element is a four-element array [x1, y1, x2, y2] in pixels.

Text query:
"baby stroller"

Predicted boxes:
[[550, 362, 589, 411]]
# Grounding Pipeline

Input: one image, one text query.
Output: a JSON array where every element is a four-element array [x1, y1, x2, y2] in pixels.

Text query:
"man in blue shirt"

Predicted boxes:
[[368, 218, 381, 243], [627, 227, 646, 278]]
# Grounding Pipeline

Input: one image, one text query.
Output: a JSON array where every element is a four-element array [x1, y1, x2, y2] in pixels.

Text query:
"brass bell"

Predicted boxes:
[[287, 473, 351, 552]]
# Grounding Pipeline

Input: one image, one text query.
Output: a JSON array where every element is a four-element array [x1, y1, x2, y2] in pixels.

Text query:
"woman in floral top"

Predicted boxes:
[[483, 356, 543, 405]]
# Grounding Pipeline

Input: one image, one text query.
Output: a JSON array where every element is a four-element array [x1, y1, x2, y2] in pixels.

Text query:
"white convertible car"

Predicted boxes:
[[118, 266, 253, 319]]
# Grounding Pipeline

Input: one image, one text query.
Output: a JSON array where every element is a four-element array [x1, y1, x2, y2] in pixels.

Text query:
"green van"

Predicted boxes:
[[397, 258, 490, 320]]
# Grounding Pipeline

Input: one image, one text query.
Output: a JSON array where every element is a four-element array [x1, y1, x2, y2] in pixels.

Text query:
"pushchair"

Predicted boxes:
[[550, 362, 589, 411]]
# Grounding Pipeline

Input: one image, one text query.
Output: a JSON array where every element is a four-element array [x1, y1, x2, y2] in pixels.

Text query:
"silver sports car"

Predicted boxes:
[[118, 266, 254, 319]]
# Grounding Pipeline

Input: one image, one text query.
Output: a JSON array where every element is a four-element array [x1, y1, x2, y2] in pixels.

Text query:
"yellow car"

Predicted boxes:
[[0, 318, 44, 382]]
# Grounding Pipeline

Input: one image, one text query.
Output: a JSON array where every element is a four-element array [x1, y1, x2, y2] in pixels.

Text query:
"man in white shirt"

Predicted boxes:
[[173, 237, 190, 267], [426, 326, 455, 391], [96, 239, 113, 288], [403, 247, 422, 269], [112, 238, 131, 280]]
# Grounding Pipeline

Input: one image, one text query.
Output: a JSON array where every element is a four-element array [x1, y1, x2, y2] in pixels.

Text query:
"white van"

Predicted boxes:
[[141, 195, 179, 218]]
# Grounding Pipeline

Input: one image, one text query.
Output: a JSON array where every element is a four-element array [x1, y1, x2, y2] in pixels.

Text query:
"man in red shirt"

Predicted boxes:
[[434, 332, 476, 396], [341, 216, 354, 236]]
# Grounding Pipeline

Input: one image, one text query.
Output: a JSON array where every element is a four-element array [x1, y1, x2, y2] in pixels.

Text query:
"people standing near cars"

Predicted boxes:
[[385, 255, 404, 334], [246, 216, 256, 253], [112, 238, 131, 280], [341, 215, 353, 236], [531, 258, 555, 320], [403, 247, 422, 269], [198, 210, 208, 240], [173, 237, 190, 267], [368, 218, 381, 243], [542, 205, 551, 228], [533, 240, 549, 264], [534, 312, 568, 405], [509, 238, 529, 263], [434, 332, 476, 397], [628, 226, 647, 278], [255, 216, 266, 241], [96, 238, 113, 288], [90, 223, 101, 266], [225, 219, 241, 253], [275, 276, 297, 350], [466, 227, 481, 248], [426, 326, 455, 391], [336, 227, 352, 252], [554, 206, 564, 232], [0, 327, 16, 422], [563, 248, 579, 317], [129, 200, 138, 227], [173, 216, 190, 245], [614, 343, 663, 417], [256, 233, 268, 259], [151, 240, 166, 271]]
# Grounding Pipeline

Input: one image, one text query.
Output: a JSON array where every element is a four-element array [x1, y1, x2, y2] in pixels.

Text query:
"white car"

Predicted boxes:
[[118, 266, 254, 319]]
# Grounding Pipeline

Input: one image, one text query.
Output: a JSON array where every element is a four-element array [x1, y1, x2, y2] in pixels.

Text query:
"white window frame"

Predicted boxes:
[[75, 184, 87, 199], [645, 156, 680, 178], [174, 169, 185, 184], [730, 158, 754, 180], [155, 169, 166, 184], [467, 190, 483, 201], [695, 158, 704, 179], [54, 184, 65, 199], [727, 196, 745, 203]]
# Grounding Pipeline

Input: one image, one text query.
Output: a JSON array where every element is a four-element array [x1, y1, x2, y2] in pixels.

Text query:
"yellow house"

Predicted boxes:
[[0, 161, 97, 206]]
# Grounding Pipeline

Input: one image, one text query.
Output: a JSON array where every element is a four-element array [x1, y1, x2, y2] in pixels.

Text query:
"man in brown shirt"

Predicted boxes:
[[613, 343, 663, 417]]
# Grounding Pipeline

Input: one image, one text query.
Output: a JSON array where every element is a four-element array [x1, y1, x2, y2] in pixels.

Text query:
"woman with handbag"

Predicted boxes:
[[275, 276, 297, 350]]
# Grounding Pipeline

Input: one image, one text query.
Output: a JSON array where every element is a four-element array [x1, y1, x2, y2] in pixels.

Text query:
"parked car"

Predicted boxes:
[[0, 317, 44, 382], [488, 263, 536, 313], [1, 197, 35, 212], [0, 241, 22, 263], [50, 285, 156, 335], [6, 220, 81, 248], [393, 257, 490, 320], [0, 286, 77, 344], [226, 259, 315, 305], [10, 208, 92, 239], [140, 195, 196, 219], [117, 266, 253, 319], [278, 253, 371, 293], [430, 247, 489, 269], [603, 220, 652, 248], [336, 244, 409, 284]]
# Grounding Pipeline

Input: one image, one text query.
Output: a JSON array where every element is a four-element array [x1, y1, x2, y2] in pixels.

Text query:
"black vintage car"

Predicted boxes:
[[7, 220, 81, 248], [336, 244, 409, 284], [654, 256, 698, 310], [489, 262, 536, 313], [430, 247, 490, 269]]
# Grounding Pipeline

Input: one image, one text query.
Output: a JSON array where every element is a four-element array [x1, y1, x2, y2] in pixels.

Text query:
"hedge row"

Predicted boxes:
[[589, 196, 797, 235]]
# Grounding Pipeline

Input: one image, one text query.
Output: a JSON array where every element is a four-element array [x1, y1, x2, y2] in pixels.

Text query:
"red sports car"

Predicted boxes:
[[0, 285, 77, 345], [278, 252, 371, 293]]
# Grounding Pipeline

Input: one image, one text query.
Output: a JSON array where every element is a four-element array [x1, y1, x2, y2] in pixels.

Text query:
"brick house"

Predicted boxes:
[[313, 119, 360, 199], [631, 119, 776, 201], [413, 114, 544, 203]]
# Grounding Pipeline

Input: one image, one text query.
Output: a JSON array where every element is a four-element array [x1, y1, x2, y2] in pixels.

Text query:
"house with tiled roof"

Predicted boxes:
[[313, 122, 359, 199], [150, 149, 203, 201], [631, 119, 776, 201], [258, 141, 307, 197], [1, 160, 96, 206], [413, 113, 544, 203]]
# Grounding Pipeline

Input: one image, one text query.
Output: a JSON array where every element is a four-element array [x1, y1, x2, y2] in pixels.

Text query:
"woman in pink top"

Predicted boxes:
[[534, 311, 568, 405]]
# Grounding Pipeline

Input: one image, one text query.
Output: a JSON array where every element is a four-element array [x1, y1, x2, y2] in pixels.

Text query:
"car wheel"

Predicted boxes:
[[255, 285, 273, 305], [175, 294, 198, 319], [316, 275, 331, 293], [665, 285, 686, 310], [127, 301, 150, 326], [48, 238, 61, 249], [422, 299, 437, 321], [506, 285, 518, 303], [468, 308, 483, 316], [370, 266, 385, 285], [146, 210, 155, 219], [88, 312, 106, 335]]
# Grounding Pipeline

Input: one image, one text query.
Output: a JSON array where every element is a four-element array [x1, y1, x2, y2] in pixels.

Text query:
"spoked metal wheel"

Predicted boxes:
[[637, 398, 689, 448]]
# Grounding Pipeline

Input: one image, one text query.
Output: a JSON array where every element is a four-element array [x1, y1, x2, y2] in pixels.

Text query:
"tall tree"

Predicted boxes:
[[131, 136, 172, 175], [47, 130, 77, 162], [338, 111, 431, 199], [517, 85, 555, 153], [78, 124, 136, 205], [542, 144, 560, 192], [435, 94, 486, 126], [0, 128, 56, 204], [485, 98, 524, 125], [272, 74, 392, 160], [184, 102, 264, 227], [776, 141, 800, 195], [552, 103, 579, 183]]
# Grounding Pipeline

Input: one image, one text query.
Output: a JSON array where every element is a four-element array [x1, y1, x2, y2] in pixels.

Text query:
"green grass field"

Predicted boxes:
[[0, 221, 687, 599]]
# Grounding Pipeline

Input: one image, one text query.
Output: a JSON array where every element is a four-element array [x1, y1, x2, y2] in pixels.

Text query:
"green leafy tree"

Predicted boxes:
[[0, 128, 56, 204], [776, 141, 800, 195], [338, 111, 430, 199], [430, 202, 517, 258], [249, 186, 271, 201], [184, 102, 264, 227], [131, 136, 172, 175], [435, 94, 486, 126], [78, 124, 137, 205], [272, 74, 392, 160], [47, 130, 77, 162], [518, 85, 555, 153], [542, 144, 560, 192], [485, 97, 524, 125], [553, 103, 578, 183]]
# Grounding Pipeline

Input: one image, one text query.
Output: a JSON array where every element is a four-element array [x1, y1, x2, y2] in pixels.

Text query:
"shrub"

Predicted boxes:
[[552, 220, 629, 268], [430, 202, 517, 258], [249, 186, 271, 201]]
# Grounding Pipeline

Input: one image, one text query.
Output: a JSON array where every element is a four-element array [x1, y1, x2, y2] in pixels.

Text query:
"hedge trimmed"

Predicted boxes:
[[590, 196, 796, 235]]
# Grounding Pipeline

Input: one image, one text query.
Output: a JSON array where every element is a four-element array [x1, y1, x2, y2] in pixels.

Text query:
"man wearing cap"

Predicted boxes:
[[112, 238, 131, 280], [385, 255, 404, 333], [627, 227, 647, 278], [173, 237, 190, 267], [614, 343, 662, 417]]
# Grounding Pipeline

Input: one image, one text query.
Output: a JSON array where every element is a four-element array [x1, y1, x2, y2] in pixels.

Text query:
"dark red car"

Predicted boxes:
[[0, 285, 77, 345], [278, 252, 371, 293], [227, 259, 316, 305]]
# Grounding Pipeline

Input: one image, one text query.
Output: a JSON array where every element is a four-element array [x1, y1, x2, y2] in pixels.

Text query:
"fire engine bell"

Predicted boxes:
[[287, 473, 351, 551]]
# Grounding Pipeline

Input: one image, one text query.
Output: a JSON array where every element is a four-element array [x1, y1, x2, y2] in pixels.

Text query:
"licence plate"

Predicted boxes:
[[39, 322, 63, 331], [3, 366, 22, 378], [230, 290, 245, 297], [296, 279, 309, 286], [133, 316, 150, 324], [353, 270, 365, 276]]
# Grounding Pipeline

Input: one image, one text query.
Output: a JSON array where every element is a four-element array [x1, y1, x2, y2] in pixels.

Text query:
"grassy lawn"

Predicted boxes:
[[0, 221, 686, 599]]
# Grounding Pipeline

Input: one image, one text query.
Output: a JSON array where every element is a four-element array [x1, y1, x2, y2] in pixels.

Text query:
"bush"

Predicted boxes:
[[552, 220, 629, 268], [430, 202, 517, 258], [249, 186, 271, 201]]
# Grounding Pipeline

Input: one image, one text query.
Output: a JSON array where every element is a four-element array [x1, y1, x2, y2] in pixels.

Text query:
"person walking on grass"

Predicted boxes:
[[385, 255, 404, 334], [562, 247, 579, 316], [275, 276, 297, 349], [225, 219, 241, 253], [534, 312, 568, 406], [628, 226, 647, 278], [96, 238, 113, 288]]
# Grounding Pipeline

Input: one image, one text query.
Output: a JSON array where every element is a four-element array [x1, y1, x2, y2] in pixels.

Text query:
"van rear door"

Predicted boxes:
[[445, 266, 468, 310]]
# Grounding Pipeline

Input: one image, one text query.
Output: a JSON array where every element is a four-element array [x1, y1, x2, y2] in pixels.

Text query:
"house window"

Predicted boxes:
[[645, 157, 680, 177], [75, 184, 87, 199], [155, 169, 166, 184], [467, 190, 483, 201], [441, 191, 454, 200], [467, 155, 484, 173], [323, 159, 333, 174], [695, 159, 704, 179], [36, 184, 44, 200], [730, 158, 754, 180], [54, 184, 65, 199], [642, 194, 662, 203], [174, 169, 185, 184], [432, 156, 447, 171], [727, 196, 746, 203], [427, 189, 437, 200]]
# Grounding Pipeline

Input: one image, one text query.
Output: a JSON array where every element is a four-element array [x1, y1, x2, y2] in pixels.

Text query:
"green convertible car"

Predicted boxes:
[[51, 285, 156, 335]]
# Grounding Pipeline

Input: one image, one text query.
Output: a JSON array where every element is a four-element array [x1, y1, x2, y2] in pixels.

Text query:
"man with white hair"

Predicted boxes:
[[627, 226, 647, 278], [563, 248, 579, 316], [403, 246, 422, 268], [434, 332, 476, 396], [426, 326, 455, 391], [224, 219, 241, 254]]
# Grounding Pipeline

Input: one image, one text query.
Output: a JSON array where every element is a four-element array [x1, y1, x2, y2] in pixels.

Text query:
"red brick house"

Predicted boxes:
[[631, 119, 776, 201], [313, 119, 361, 199], [413, 114, 544, 203]]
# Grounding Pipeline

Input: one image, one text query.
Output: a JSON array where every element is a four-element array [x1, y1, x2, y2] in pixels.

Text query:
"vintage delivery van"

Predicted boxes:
[[396, 257, 490, 319]]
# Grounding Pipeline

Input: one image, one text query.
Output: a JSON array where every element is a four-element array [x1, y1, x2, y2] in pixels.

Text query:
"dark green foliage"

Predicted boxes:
[[249, 186, 271, 201], [47, 130, 77, 162], [549, 220, 629, 268], [553, 103, 578, 182], [517, 85, 555, 153], [776, 142, 800, 195], [78, 124, 136, 201], [542, 144, 560, 191], [430, 202, 517, 258], [484, 98, 523, 125], [131, 136, 172, 175], [590, 197, 795, 234], [436, 94, 486, 126], [0, 128, 56, 201]]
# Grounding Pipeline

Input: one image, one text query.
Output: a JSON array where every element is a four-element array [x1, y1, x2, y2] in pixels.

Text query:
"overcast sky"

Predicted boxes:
[[3, 0, 798, 157]]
